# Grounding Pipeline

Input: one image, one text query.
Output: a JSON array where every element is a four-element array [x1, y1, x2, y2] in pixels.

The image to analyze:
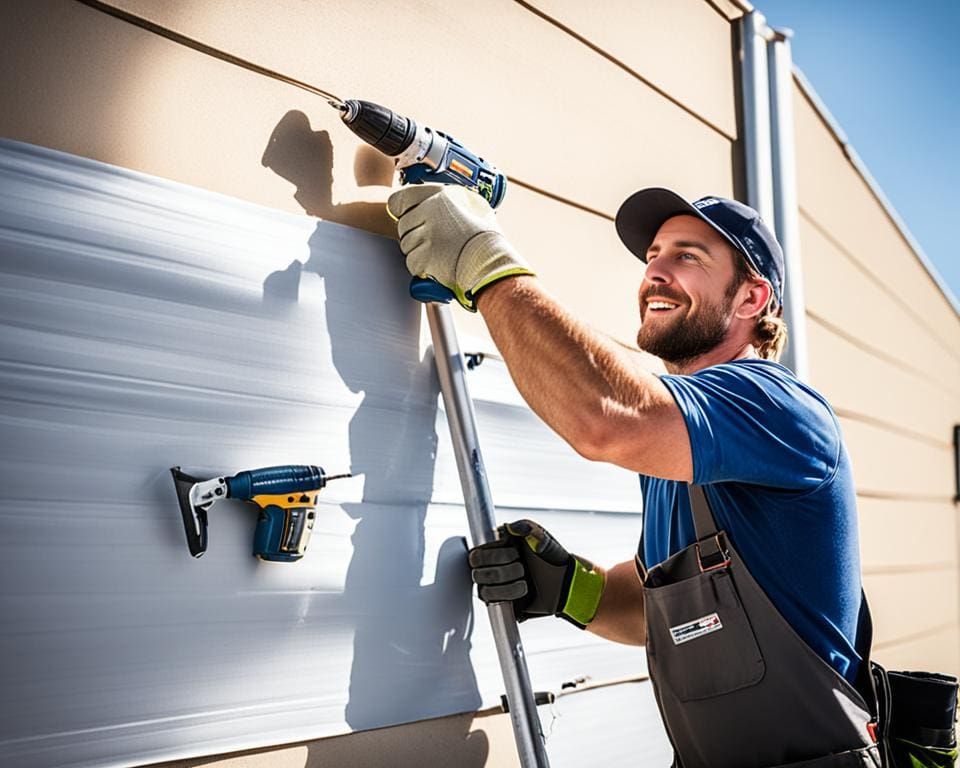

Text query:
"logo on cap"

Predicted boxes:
[[693, 198, 721, 209]]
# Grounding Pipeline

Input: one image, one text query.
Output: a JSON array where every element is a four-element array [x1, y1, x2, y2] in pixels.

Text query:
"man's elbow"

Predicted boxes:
[[567, 423, 630, 465], [566, 420, 693, 480], [558, 402, 644, 463], [571, 439, 605, 463]]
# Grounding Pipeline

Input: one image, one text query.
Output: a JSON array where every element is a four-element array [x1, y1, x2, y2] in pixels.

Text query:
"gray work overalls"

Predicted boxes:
[[637, 485, 882, 768]]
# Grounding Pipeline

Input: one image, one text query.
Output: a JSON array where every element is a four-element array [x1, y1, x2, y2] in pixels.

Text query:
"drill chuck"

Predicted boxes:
[[341, 99, 418, 157]]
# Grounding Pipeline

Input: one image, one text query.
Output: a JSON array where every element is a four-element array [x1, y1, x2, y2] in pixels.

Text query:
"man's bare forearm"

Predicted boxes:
[[588, 560, 646, 645], [476, 276, 691, 479], [478, 277, 656, 455]]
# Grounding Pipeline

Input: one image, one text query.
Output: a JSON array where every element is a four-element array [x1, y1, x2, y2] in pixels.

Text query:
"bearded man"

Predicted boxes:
[[387, 185, 880, 768]]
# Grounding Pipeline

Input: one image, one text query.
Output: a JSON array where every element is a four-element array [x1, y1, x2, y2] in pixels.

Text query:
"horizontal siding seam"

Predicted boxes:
[[702, 0, 748, 22], [509, 177, 614, 221], [793, 68, 960, 319], [862, 563, 957, 576], [806, 311, 960, 402], [513, 0, 738, 142], [834, 408, 954, 450], [857, 490, 956, 504], [800, 208, 960, 367], [73, 0, 340, 102], [73, 0, 622, 224], [474, 673, 652, 717], [0, 359, 363, 414], [872, 621, 956, 651]]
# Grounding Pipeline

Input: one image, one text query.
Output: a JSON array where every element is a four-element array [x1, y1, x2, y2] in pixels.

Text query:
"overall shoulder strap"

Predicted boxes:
[[687, 483, 719, 540], [855, 592, 893, 761], [687, 484, 730, 571]]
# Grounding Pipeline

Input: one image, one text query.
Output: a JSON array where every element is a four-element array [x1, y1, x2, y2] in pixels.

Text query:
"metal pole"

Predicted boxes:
[[767, 29, 810, 381], [953, 424, 960, 505], [740, 11, 776, 229], [425, 302, 551, 768]]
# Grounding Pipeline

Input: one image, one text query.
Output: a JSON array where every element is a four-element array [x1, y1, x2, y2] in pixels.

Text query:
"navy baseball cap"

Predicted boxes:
[[615, 188, 784, 307]]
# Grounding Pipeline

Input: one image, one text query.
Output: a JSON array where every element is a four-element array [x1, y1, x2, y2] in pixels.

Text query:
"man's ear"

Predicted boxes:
[[734, 278, 772, 320]]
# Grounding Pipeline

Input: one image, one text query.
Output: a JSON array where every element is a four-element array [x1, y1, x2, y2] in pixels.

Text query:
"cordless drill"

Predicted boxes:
[[171, 465, 350, 562], [332, 98, 507, 303]]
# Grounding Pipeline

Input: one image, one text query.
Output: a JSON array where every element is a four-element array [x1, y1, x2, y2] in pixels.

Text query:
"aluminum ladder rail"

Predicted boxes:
[[426, 302, 551, 768]]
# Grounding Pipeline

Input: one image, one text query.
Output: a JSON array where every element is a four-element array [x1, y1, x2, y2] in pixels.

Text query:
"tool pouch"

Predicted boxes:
[[873, 663, 959, 767]]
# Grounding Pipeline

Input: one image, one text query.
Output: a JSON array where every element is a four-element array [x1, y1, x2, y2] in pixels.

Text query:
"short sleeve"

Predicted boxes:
[[660, 361, 840, 490]]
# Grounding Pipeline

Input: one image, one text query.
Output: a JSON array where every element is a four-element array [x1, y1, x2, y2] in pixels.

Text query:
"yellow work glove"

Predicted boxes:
[[386, 184, 534, 311]]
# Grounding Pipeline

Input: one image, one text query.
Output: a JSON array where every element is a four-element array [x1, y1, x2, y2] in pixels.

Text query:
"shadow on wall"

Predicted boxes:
[[260, 111, 488, 765], [261, 110, 396, 239], [152, 713, 493, 768]]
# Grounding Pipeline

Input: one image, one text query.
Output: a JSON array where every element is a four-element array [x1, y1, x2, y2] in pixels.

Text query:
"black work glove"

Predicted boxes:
[[468, 519, 605, 629]]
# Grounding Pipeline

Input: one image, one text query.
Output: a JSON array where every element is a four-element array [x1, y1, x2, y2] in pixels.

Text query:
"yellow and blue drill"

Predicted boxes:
[[333, 98, 507, 303], [171, 465, 350, 562]]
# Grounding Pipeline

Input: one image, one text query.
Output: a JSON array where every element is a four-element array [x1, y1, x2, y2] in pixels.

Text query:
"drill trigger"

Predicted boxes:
[[409, 277, 456, 304]]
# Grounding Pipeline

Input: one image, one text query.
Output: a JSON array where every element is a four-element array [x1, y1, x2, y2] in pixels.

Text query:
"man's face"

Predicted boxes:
[[637, 215, 743, 366]]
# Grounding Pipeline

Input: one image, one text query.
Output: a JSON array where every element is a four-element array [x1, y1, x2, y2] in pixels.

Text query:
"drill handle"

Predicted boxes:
[[171, 467, 210, 558], [399, 133, 505, 306], [226, 465, 327, 501], [409, 278, 457, 304]]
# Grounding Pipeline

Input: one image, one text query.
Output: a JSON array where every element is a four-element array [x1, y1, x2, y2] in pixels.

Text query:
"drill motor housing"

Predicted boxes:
[[229, 466, 325, 562], [171, 465, 348, 562], [340, 99, 506, 209]]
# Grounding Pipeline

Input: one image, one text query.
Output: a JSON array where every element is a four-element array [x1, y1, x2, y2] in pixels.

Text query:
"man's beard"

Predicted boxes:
[[637, 279, 740, 368]]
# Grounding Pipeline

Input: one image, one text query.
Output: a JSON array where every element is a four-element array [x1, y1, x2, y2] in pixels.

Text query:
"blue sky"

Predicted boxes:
[[756, 0, 960, 305]]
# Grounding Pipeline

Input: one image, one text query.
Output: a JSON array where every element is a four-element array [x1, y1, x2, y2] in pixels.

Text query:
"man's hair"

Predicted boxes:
[[731, 254, 788, 361]]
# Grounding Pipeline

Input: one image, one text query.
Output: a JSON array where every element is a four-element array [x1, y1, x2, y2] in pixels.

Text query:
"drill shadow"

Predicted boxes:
[[260, 111, 487, 761], [261, 110, 395, 238]]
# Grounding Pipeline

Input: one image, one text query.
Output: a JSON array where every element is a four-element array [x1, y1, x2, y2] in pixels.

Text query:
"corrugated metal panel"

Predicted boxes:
[[0, 140, 653, 767]]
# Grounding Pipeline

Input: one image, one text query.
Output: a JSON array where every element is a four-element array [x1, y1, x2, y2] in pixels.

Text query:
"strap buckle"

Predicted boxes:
[[634, 553, 648, 583], [695, 534, 731, 573]]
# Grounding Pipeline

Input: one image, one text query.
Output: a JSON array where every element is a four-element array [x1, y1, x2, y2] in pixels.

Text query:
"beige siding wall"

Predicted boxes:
[[0, 0, 740, 764], [148, 710, 520, 768], [793, 80, 960, 676]]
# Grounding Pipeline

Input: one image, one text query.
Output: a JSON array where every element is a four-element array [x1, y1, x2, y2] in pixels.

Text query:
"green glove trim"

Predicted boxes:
[[467, 267, 536, 306], [561, 558, 605, 628], [385, 200, 400, 223], [453, 282, 474, 312]]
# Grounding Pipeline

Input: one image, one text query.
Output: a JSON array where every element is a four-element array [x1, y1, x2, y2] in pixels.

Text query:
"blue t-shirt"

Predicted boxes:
[[639, 359, 864, 683]]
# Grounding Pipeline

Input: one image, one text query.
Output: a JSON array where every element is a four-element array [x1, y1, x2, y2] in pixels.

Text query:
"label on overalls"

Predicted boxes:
[[669, 613, 723, 645]]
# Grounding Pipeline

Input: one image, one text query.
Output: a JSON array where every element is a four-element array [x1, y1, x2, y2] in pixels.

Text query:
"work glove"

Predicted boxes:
[[386, 184, 535, 311], [468, 519, 605, 629]]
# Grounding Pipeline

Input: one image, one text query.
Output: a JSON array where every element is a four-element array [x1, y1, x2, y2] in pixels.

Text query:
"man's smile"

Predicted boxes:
[[641, 291, 688, 320], [646, 299, 682, 313]]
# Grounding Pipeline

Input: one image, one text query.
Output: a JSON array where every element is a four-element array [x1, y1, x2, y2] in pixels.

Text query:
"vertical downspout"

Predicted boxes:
[[767, 30, 809, 381], [739, 12, 776, 228], [739, 11, 809, 380]]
